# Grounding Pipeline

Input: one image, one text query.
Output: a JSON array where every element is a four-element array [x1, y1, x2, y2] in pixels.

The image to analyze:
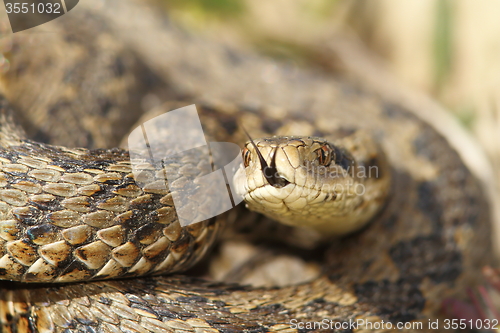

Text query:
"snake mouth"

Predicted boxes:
[[269, 175, 290, 188], [263, 149, 291, 188], [242, 126, 290, 188]]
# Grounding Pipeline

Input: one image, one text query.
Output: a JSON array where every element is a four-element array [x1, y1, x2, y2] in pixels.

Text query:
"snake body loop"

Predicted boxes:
[[0, 119, 221, 283], [0, 1, 495, 332]]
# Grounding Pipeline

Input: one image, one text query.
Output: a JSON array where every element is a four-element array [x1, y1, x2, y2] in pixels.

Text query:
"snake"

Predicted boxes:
[[0, 1, 495, 332]]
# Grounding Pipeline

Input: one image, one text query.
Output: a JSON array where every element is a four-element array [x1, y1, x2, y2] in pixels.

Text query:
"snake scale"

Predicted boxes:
[[0, 0, 495, 332]]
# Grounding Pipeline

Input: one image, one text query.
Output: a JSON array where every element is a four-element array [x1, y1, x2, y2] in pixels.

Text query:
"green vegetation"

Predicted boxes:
[[456, 106, 477, 130], [433, 0, 453, 93], [160, 0, 245, 17]]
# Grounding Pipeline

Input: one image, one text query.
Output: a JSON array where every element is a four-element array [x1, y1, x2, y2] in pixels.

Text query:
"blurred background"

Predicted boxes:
[[156, 0, 500, 192]]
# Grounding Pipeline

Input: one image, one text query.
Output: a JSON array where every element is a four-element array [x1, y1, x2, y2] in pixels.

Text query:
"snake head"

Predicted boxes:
[[233, 134, 390, 236]]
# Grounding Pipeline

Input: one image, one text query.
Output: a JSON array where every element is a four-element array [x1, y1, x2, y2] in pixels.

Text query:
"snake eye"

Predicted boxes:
[[242, 148, 251, 167], [315, 145, 332, 166]]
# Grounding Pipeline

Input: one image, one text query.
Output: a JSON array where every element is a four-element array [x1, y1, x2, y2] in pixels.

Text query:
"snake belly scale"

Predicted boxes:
[[0, 1, 495, 332]]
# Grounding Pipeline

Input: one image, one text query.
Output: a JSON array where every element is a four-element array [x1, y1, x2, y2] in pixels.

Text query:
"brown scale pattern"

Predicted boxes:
[[0, 141, 220, 284]]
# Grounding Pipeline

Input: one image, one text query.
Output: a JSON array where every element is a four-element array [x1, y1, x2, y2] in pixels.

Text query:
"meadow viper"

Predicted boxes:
[[0, 1, 494, 332]]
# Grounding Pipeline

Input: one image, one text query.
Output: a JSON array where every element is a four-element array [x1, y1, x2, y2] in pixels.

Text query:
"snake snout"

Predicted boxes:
[[263, 165, 290, 188], [262, 148, 291, 188]]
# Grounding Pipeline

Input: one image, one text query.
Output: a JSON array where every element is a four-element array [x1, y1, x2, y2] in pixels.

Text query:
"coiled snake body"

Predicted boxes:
[[0, 1, 494, 332]]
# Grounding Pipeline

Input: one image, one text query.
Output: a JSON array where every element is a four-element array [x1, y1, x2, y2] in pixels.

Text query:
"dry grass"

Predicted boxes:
[[342, 0, 500, 179]]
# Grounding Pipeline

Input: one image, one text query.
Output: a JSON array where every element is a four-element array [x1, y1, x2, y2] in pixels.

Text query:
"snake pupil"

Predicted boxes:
[[243, 148, 251, 167], [316, 145, 332, 166]]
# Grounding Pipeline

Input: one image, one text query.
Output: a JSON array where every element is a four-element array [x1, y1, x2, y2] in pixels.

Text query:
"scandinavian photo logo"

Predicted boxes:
[[128, 105, 244, 227], [2, 0, 79, 33]]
